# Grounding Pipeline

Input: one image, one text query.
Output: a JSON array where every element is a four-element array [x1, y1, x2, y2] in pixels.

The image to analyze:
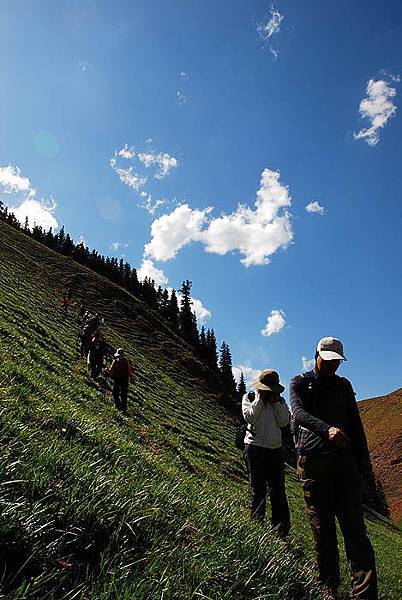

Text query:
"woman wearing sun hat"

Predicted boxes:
[[242, 369, 291, 537]]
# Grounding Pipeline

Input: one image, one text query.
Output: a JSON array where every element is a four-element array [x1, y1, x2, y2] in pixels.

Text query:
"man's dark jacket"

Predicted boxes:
[[289, 370, 369, 468]]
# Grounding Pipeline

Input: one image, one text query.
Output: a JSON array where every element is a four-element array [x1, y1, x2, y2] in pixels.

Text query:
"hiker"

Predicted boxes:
[[107, 348, 133, 415], [290, 337, 377, 600], [87, 333, 108, 379], [77, 303, 86, 324], [242, 369, 291, 539], [80, 324, 92, 359], [61, 295, 70, 314]]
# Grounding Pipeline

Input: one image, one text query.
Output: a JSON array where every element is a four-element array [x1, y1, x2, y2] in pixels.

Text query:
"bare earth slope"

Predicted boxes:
[[359, 389, 402, 522]]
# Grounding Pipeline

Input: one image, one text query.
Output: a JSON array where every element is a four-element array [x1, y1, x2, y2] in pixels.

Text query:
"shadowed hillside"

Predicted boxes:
[[359, 389, 402, 523], [0, 219, 401, 599]]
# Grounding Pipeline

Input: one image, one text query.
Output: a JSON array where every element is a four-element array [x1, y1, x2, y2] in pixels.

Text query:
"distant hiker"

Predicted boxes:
[[242, 369, 291, 539], [87, 333, 108, 379], [61, 296, 70, 314], [77, 303, 86, 324], [290, 337, 377, 600], [107, 348, 133, 415], [80, 324, 92, 359]]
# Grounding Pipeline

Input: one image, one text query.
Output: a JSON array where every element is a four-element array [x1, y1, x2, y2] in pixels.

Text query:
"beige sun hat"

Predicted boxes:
[[251, 369, 285, 393], [316, 337, 347, 361]]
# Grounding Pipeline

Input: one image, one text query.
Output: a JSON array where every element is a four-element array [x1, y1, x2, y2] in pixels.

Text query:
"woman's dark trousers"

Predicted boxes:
[[113, 378, 128, 414], [245, 444, 291, 537]]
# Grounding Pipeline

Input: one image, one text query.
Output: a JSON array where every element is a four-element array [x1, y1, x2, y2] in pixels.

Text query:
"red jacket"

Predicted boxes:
[[108, 357, 133, 379]]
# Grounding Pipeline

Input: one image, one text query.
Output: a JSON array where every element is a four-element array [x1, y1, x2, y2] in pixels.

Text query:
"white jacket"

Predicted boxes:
[[242, 391, 290, 449]]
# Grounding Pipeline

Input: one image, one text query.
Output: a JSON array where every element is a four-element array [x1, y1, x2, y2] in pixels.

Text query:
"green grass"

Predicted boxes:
[[0, 220, 401, 599]]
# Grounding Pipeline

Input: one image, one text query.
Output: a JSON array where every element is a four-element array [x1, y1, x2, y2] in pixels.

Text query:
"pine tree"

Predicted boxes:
[[179, 280, 198, 346], [199, 326, 207, 361], [219, 341, 237, 399], [166, 289, 180, 329], [206, 329, 218, 369], [237, 372, 247, 401]]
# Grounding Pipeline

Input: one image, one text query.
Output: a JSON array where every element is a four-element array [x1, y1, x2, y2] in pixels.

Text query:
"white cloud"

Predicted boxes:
[[79, 60, 89, 72], [189, 297, 211, 325], [305, 201, 325, 215], [232, 364, 260, 387], [261, 309, 286, 337], [354, 78, 397, 146], [144, 168, 293, 267], [78, 234, 87, 247], [137, 259, 168, 287], [180, 71, 189, 80], [13, 198, 58, 230], [0, 165, 58, 230], [118, 143, 136, 160], [260, 6, 284, 39], [144, 203, 213, 261], [110, 241, 129, 252], [138, 192, 166, 214], [176, 90, 188, 105], [269, 47, 279, 60], [113, 166, 147, 191], [0, 165, 32, 194], [137, 152, 178, 179], [302, 356, 315, 372]]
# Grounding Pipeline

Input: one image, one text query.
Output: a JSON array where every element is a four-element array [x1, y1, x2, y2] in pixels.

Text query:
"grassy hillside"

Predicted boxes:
[[0, 220, 401, 600], [359, 389, 402, 524]]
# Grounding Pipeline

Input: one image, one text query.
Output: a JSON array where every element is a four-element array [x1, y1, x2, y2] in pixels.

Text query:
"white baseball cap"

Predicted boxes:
[[316, 337, 346, 361]]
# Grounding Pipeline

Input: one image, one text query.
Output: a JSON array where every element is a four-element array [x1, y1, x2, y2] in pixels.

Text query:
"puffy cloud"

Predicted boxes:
[[144, 204, 212, 261], [354, 78, 397, 146], [188, 297, 211, 325], [0, 165, 31, 194], [0, 164, 58, 230], [261, 309, 286, 337], [144, 168, 293, 267], [137, 259, 168, 287], [118, 143, 136, 160], [232, 364, 260, 387], [302, 356, 315, 372], [305, 201, 325, 215], [12, 198, 58, 230]]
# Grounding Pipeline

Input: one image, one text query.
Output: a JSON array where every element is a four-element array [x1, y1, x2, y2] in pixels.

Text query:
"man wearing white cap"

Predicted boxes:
[[242, 369, 291, 538], [290, 337, 377, 600]]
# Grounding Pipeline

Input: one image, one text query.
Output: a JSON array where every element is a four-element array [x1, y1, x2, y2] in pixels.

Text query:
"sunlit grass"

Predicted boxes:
[[0, 221, 400, 599]]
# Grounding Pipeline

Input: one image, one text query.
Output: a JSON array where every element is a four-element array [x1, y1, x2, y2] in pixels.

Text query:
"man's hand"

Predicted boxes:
[[326, 427, 351, 448]]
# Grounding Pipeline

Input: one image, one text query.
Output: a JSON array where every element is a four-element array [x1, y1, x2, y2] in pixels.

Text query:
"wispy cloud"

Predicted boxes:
[[258, 5, 284, 59], [261, 309, 286, 337], [176, 90, 188, 105], [305, 201, 325, 215], [138, 192, 166, 215], [79, 59, 89, 72], [110, 241, 130, 252], [144, 168, 293, 267], [0, 164, 58, 230], [354, 78, 398, 146], [232, 364, 260, 387], [302, 356, 315, 372], [110, 144, 179, 207], [180, 71, 189, 80]]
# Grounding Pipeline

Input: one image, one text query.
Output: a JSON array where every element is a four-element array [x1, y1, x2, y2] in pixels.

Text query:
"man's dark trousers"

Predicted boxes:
[[113, 378, 128, 414], [245, 444, 290, 537], [297, 452, 377, 599]]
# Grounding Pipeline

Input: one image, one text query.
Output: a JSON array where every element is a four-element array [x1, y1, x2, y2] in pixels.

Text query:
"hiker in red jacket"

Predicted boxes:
[[107, 348, 133, 415]]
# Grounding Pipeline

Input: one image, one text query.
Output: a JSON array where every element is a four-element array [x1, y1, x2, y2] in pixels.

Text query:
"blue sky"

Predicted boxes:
[[1, 0, 401, 400]]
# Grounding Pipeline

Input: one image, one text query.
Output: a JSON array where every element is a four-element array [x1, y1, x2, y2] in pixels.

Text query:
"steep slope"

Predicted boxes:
[[359, 389, 402, 523], [0, 220, 401, 600]]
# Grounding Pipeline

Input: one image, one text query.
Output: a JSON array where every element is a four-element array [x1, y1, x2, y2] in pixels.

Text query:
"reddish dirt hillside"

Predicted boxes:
[[359, 388, 402, 523]]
